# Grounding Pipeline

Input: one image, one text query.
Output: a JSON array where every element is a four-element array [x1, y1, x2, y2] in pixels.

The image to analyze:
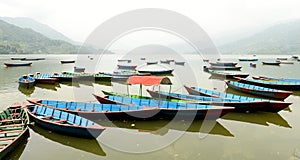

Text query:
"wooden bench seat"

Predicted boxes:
[[0, 119, 23, 123], [0, 129, 23, 135], [53, 120, 67, 123], [0, 137, 15, 141], [39, 116, 52, 119], [0, 123, 24, 129], [0, 145, 7, 149]]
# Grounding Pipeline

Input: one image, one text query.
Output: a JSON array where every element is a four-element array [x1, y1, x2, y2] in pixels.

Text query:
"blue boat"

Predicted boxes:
[[18, 75, 35, 88], [93, 94, 235, 120], [29, 73, 57, 84], [74, 66, 85, 72], [184, 85, 292, 113], [252, 76, 300, 83], [209, 62, 237, 66], [226, 81, 292, 99], [24, 104, 105, 139], [27, 99, 162, 121], [146, 90, 268, 112], [117, 65, 137, 70], [50, 72, 80, 82], [235, 76, 300, 91]]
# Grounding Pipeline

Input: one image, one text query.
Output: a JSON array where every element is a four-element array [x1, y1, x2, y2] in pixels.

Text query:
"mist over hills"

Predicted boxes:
[[218, 19, 300, 55]]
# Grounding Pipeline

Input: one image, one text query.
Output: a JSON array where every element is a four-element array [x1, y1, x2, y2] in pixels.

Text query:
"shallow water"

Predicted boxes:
[[1, 54, 300, 160]]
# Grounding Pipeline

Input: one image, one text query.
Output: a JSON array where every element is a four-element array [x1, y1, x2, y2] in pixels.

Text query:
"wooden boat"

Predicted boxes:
[[24, 104, 105, 139], [276, 57, 288, 60], [94, 73, 112, 81], [292, 55, 298, 59], [0, 103, 29, 159], [203, 65, 242, 71], [140, 58, 146, 60], [146, 61, 158, 65], [250, 63, 256, 68], [117, 59, 131, 63], [138, 69, 174, 75], [18, 75, 35, 88], [226, 81, 292, 99], [10, 57, 25, 60], [276, 60, 294, 64], [160, 60, 170, 64], [252, 76, 300, 83], [209, 62, 237, 66], [238, 58, 258, 61], [146, 90, 268, 112], [234, 77, 300, 90], [117, 65, 137, 70], [60, 60, 75, 64], [21, 58, 40, 61], [262, 61, 280, 65], [29, 73, 57, 84], [93, 94, 235, 120], [184, 85, 292, 112], [174, 61, 185, 65], [4, 62, 32, 67], [51, 72, 79, 82], [203, 59, 209, 62], [205, 69, 249, 79], [74, 66, 85, 72], [27, 99, 163, 121]]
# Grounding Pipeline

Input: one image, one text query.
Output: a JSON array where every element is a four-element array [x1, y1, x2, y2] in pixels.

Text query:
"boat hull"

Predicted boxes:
[[237, 78, 300, 91], [4, 62, 32, 67], [147, 90, 267, 112], [184, 85, 292, 112], [93, 94, 234, 120], [226, 81, 292, 99], [25, 106, 104, 139]]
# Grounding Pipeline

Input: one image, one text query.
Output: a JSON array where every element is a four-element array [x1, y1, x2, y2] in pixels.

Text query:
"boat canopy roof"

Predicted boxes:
[[127, 76, 172, 86]]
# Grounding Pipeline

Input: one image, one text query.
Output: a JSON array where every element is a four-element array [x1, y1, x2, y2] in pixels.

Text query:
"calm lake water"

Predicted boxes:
[[1, 54, 300, 160]]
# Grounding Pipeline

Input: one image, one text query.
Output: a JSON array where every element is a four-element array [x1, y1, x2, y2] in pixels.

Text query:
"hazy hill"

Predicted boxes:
[[219, 19, 300, 55], [0, 17, 78, 45], [0, 19, 79, 54]]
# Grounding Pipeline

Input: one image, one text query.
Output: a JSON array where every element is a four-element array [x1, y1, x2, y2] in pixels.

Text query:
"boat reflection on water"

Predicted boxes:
[[222, 112, 291, 128], [18, 86, 35, 96], [29, 125, 106, 156], [95, 120, 234, 137], [35, 83, 60, 91], [4, 133, 29, 160], [59, 81, 80, 88]]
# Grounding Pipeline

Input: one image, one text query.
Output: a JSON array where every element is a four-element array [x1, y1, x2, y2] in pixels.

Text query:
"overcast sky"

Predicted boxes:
[[1, 0, 300, 43]]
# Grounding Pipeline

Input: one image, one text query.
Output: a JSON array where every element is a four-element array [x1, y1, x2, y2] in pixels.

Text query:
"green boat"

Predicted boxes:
[[62, 72, 112, 82], [0, 103, 30, 159]]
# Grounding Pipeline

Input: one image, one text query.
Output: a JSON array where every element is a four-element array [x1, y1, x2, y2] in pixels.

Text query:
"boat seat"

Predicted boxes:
[[0, 119, 23, 124], [0, 145, 8, 149], [0, 129, 22, 136], [40, 116, 53, 119], [0, 124, 24, 128], [53, 120, 67, 123], [0, 137, 16, 141]]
